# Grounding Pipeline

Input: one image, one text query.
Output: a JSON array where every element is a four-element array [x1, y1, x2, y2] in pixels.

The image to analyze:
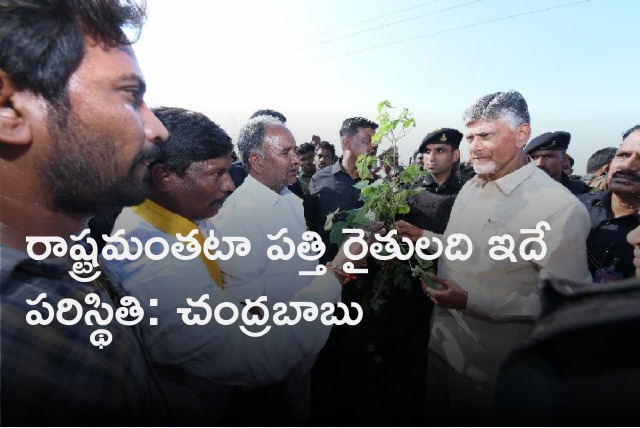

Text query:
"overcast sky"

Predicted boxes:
[[134, 0, 638, 174]]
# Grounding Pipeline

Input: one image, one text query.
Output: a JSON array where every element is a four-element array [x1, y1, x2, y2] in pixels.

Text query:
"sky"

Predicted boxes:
[[134, 0, 638, 175]]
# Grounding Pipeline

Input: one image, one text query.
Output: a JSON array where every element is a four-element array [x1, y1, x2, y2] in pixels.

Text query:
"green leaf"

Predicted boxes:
[[353, 180, 370, 190], [397, 205, 410, 215], [329, 221, 348, 245], [377, 99, 393, 113]]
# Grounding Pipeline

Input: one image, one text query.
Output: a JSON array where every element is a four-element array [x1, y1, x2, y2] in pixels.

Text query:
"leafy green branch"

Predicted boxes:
[[325, 100, 435, 313]]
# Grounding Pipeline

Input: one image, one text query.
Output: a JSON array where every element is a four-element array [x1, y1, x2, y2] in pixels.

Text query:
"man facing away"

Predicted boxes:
[[0, 0, 171, 424], [582, 146, 617, 191], [395, 90, 592, 425]]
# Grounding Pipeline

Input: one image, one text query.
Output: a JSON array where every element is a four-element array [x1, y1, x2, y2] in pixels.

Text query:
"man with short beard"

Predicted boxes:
[[577, 124, 640, 281], [0, 0, 171, 425], [394, 90, 592, 425]]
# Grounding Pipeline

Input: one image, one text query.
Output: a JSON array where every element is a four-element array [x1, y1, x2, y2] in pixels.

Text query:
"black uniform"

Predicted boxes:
[[305, 159, 368, 262], [403, 173, 465, 234], [578, 190, 640, 280], [561, 172, 592, 196]]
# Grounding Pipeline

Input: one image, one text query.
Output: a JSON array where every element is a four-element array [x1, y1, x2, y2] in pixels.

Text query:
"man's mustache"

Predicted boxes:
[[612, 170, 640, 182]]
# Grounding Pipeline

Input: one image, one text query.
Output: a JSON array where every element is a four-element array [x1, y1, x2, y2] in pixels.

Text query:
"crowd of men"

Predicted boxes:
[[1, 0, 639, 426]]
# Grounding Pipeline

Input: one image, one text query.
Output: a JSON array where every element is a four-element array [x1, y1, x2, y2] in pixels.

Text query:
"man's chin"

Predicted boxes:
[[473, 161, 497, 175]]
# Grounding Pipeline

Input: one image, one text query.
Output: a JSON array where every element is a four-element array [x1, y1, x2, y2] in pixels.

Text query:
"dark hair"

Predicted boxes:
[[316, 140, 336, 159], [566, 154, 574, 167], [296, 142, 315, 156], [622, 124, 640, 140], [339, 117, 378, 139], [249, 109, 287, 124], [0, 0, 146, 106], [585, 147, 617, 174], [151, 106, 233, 176]]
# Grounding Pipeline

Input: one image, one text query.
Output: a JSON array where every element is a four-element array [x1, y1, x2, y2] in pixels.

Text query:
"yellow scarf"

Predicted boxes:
[[132, 199, 223, 288]]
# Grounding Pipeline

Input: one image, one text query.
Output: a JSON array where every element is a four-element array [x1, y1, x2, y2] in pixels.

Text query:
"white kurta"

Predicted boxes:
[[213, 175, 319, 303], [423, 162, 592, 384]]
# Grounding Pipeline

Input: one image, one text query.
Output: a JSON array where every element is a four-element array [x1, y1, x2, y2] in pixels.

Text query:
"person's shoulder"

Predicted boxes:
[[312, 163, 339, 180], [577, 189, 607, 204], [309, 163, 341, 193], [529, 167, 575, 196], [565, 174, 592, 195]]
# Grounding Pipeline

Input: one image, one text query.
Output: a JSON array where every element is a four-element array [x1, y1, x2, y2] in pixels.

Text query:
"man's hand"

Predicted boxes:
[[421, 272, 468, 310], [328, 222, 386, 284], [393, 219, 423, 243]]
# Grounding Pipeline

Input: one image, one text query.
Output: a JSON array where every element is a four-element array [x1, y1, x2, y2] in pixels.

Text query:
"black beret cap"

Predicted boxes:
[[524, 131, 571, 154], [418, 127, 463, 153]]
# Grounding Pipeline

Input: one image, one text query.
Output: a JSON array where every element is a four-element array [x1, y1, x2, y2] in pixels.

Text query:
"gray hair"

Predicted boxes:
[[237, 115, 285, 169], [462, 90, 530, 130]]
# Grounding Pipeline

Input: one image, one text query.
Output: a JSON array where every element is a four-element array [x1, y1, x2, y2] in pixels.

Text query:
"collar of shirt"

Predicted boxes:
[[244, 174, 293, 206], [329, 157, 378, 182], [470, 161, 536, 195], [329, 158, 346, 175], [579, 190, 618, 226], [424, 172, 463, 191]]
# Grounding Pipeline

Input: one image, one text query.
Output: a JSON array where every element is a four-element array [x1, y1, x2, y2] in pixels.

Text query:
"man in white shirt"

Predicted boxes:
[[395, 90, 592, 424], [213, 114, 331, 423], [213, 115, 316, 303]]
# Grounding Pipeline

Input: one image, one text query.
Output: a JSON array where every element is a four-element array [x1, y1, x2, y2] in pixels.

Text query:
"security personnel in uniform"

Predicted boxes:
[[524, 131, 591, 195], [403, 127, 466, 234]]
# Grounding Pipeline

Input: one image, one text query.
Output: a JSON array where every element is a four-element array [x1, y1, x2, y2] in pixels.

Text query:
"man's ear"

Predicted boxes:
[[341, 136, 350, 152], [249, 152, 264, 174], [515, 124, 531, 149], [150, 164, 173, 192], [0, 70, 32, 145], [602, 163, 611, 175]]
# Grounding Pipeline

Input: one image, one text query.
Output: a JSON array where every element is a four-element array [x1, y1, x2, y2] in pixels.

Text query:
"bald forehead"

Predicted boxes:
[[622, 129, 640, 146], [263, 123, 295, 146]]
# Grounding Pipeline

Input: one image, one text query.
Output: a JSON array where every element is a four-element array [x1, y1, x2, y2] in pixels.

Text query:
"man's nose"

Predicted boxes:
[[221, 172, 236, 193], [144, 105, 169, 143]]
